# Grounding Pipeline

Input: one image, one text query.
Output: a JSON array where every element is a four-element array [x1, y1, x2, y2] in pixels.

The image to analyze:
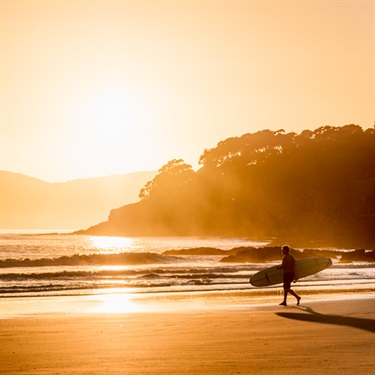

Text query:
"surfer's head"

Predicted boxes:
[[281, 245, 290, 254]]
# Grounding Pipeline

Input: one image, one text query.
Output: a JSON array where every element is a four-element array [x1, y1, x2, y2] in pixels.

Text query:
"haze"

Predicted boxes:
[[1, 1, 373, 182]]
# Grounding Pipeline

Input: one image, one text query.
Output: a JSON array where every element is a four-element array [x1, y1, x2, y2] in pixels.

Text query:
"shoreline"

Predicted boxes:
[[1, 288, 374, 319], [0, 293, 374, 375]]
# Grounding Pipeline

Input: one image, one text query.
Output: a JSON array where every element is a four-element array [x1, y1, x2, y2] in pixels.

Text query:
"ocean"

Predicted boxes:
[[0, 233, 374, 298]]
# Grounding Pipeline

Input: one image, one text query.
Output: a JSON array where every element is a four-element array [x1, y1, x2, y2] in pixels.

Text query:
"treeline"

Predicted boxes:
[[81, 125, 375, 247]]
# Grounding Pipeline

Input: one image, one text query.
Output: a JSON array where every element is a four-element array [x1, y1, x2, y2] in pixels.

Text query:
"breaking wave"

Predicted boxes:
[[0, 252, 179, 268]]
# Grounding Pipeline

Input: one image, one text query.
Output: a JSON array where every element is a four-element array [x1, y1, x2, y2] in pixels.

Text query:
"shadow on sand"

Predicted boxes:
[[276, 306, 375, 333]]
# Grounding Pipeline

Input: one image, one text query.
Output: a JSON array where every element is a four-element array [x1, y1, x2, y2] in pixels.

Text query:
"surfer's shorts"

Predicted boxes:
[[283, 272, 294, 290]]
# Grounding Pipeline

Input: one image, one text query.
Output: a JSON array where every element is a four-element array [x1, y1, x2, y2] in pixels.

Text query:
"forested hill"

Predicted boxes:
[[79, 125, 375, 248]]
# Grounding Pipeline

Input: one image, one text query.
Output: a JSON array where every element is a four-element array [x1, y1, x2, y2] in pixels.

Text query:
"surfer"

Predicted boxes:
[[277, 245, 301, 306]]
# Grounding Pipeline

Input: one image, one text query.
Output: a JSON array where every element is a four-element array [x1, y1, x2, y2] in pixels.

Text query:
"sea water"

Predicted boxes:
[[0, 233, 374, 298]]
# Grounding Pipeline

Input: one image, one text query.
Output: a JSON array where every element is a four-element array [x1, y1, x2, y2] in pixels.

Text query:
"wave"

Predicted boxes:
[[0, 252, 179, 268], [2, 247, 374, 268], [162, 247, 240, 256], [0, 265, 257, 295], [162, 247, 375, 263], [0, 269, 252, 281]]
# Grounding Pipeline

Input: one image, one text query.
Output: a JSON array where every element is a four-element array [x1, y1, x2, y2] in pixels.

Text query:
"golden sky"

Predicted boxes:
[[1, 0, 373, 182]]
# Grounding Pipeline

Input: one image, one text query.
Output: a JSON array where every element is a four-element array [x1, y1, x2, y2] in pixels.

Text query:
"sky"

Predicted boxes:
[[1, 0, 374, 182]]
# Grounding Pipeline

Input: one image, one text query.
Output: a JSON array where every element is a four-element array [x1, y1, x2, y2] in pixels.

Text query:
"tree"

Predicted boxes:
[[139, 159, 194, 201]]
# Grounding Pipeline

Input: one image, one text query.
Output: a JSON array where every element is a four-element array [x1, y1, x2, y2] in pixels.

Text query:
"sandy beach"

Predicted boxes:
[[1, 292, 374, 375]]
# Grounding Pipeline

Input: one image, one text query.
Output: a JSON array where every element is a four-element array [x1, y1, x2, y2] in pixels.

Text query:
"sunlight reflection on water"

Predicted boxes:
[[89, 236, 134, 252], [91, 293, 141, 314]]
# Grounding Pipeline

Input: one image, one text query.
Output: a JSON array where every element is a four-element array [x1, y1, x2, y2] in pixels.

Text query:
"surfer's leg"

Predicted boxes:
[[280, 273, 294, 305], [289, 289, 301, 305], [279, 290, 287, 305]]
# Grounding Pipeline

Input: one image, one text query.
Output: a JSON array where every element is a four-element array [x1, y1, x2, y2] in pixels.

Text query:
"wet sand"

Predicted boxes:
[[1, 293, 374, 375]]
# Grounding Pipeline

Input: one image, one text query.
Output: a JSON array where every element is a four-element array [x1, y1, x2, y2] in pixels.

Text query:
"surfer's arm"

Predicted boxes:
[[277, 257, 286, 270]]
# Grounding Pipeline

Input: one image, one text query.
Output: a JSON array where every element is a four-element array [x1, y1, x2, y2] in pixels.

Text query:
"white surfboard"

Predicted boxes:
[[250, 257, 332, 287]]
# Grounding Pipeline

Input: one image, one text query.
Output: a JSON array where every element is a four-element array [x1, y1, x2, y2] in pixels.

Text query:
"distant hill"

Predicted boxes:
[[0, 170, 157, 230]]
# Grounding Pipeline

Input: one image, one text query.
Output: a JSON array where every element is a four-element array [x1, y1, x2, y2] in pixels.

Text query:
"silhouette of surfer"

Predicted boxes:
[[277, 245, 301, 306]]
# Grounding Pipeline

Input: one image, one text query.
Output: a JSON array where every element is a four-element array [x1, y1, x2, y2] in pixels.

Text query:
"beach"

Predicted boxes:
[[1, 235, 374, 374], [1, 292, 374, 375]]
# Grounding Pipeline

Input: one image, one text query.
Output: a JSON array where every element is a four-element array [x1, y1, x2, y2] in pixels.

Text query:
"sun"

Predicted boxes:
[[71, 81, 143, 140], [81, 86, 138, 142], [68, 82, 161, 176]]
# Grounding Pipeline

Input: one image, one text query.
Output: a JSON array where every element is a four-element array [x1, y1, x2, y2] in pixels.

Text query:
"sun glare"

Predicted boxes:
[[90, 236, 133, 252], [80, 87, 139, 132], [93, 293, 140, 314]]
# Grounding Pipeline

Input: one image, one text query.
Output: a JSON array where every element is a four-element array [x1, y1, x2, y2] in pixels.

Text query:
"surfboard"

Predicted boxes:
[[250, 257, 332, 287]]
